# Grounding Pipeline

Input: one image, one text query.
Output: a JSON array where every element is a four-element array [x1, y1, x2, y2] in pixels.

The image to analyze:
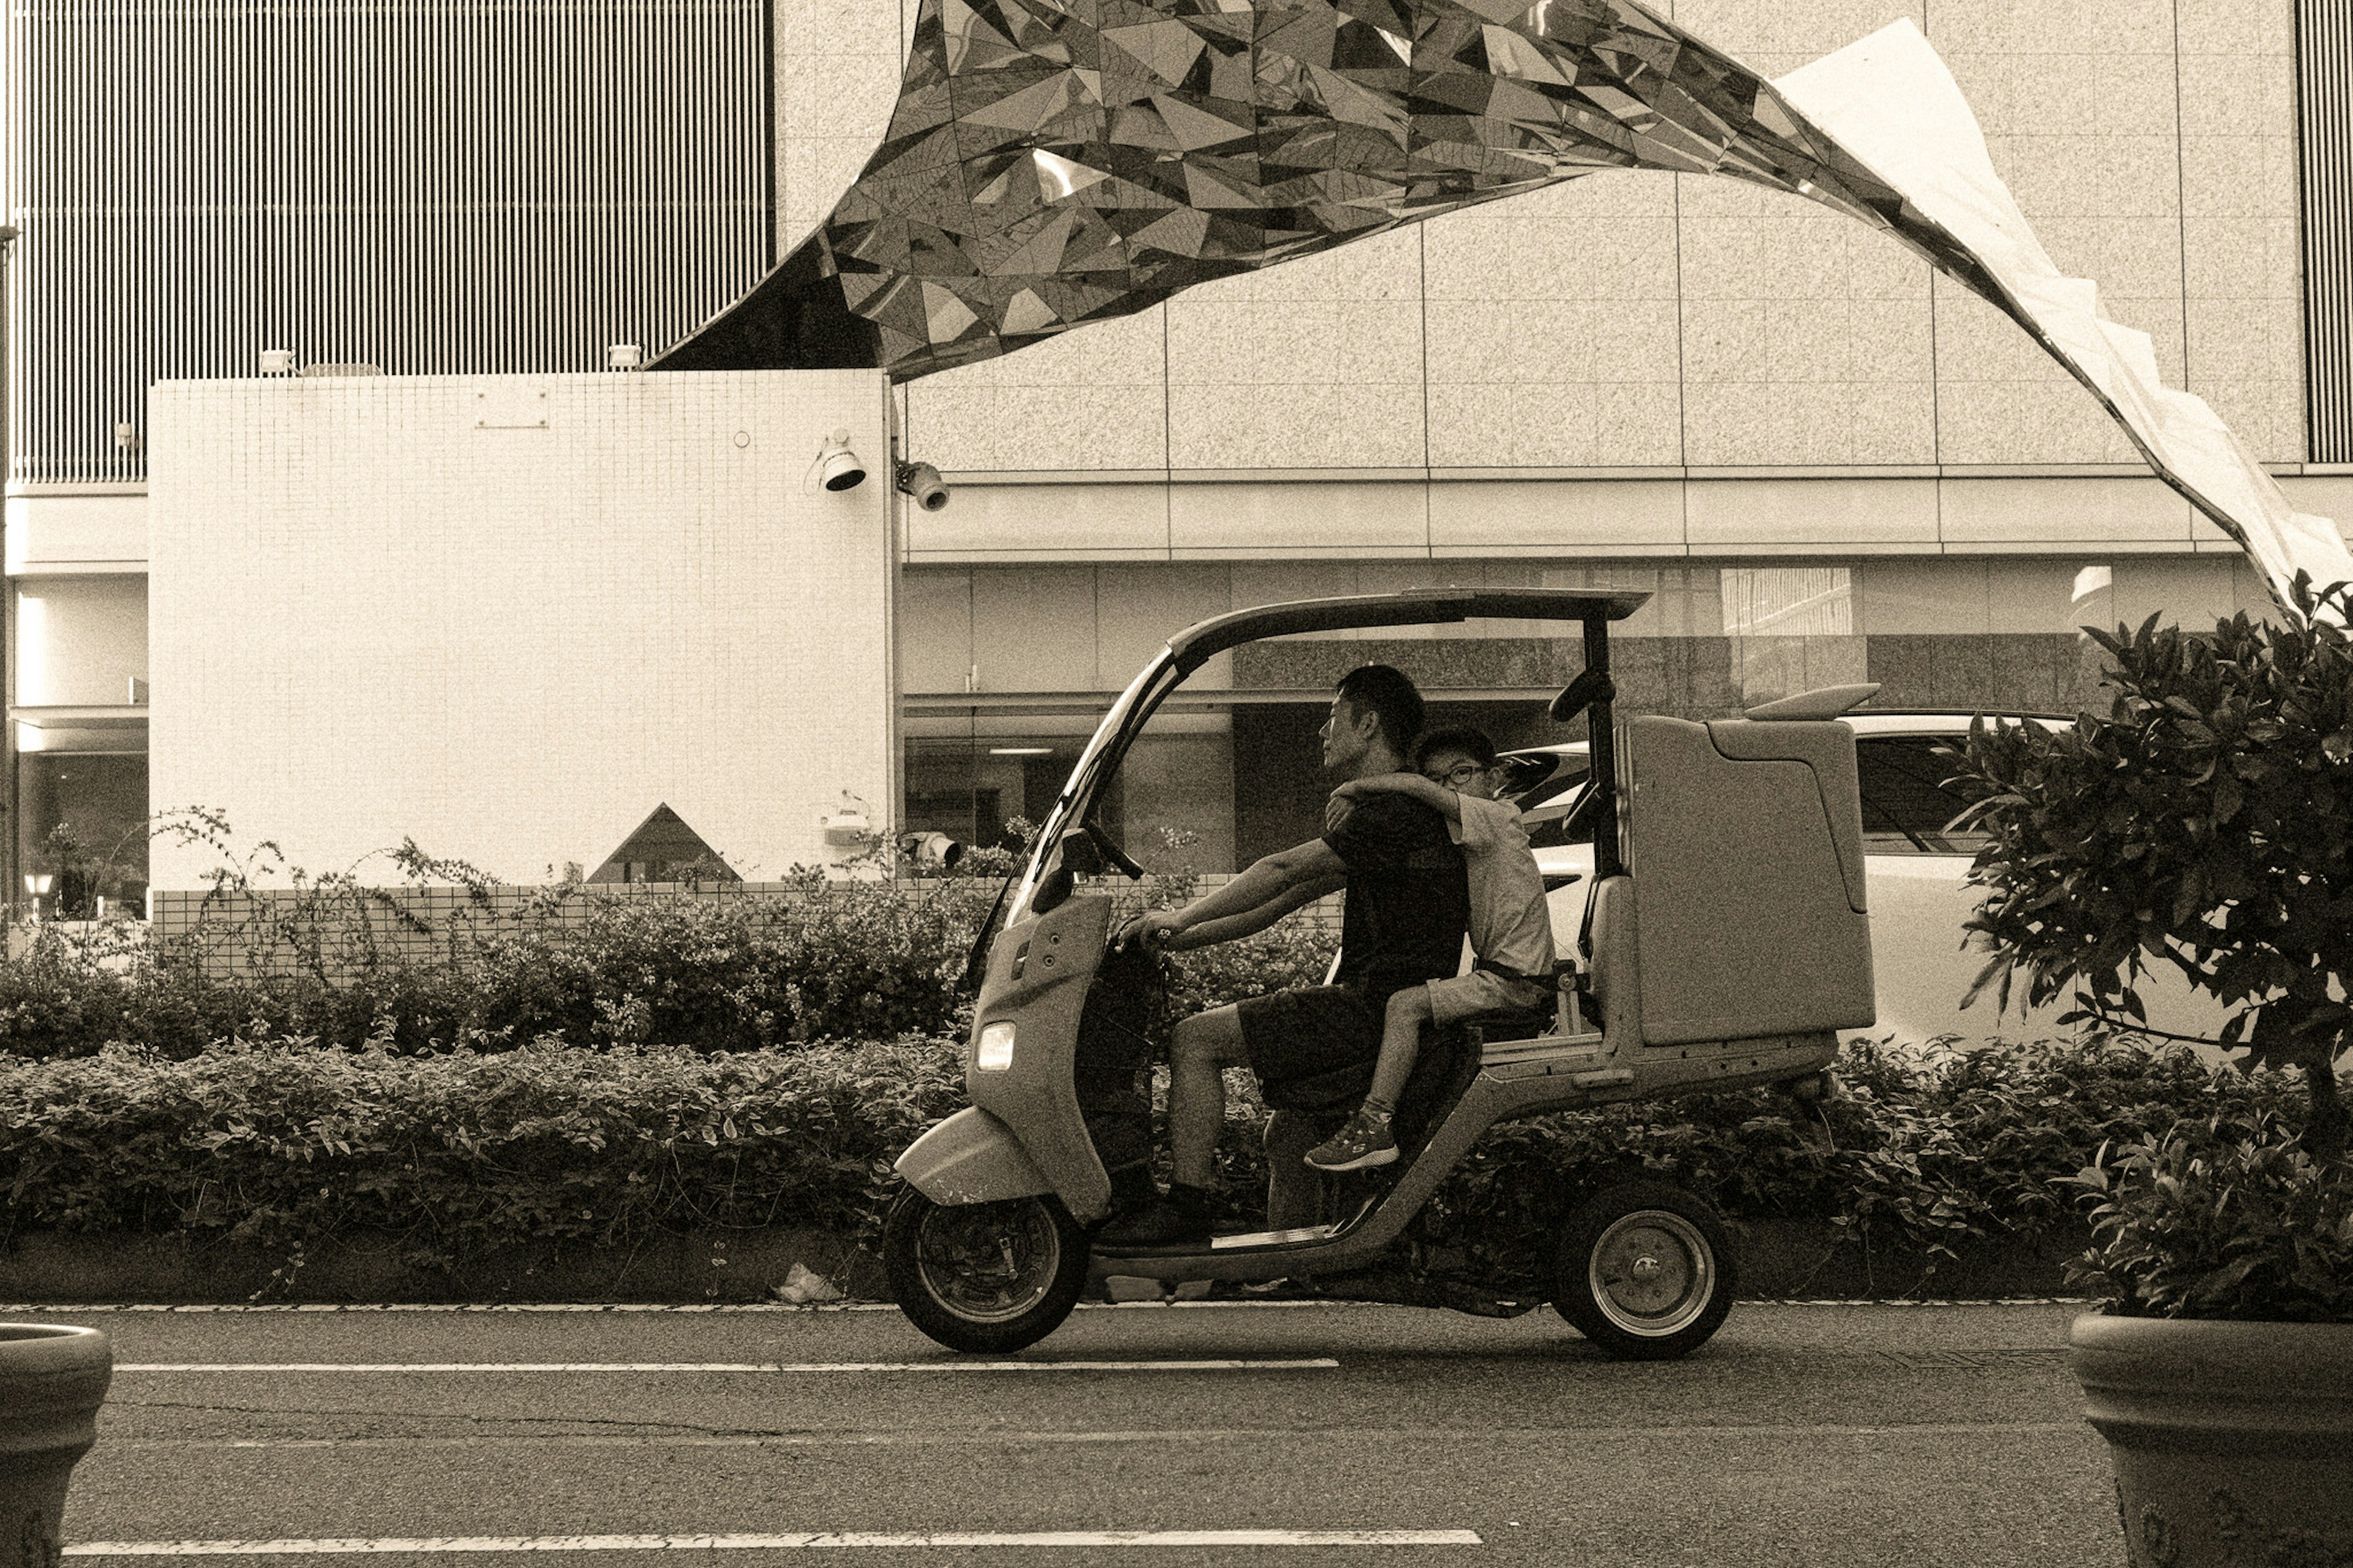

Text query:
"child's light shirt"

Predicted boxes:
[[1450, 793, 1555, 980]]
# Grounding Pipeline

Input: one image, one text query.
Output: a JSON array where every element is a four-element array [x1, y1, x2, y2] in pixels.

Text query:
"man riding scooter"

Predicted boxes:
[[1100, 664, 1469, 1248]]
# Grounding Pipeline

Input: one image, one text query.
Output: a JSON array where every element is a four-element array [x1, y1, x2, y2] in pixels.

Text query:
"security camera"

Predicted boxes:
[[896, 460, 950, 512], [810, 429, 866, 492], [903, 830, 964, 871]]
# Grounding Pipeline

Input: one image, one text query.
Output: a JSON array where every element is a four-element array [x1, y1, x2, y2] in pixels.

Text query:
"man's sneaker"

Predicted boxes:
[[1303, 1109, 1398, 1172]]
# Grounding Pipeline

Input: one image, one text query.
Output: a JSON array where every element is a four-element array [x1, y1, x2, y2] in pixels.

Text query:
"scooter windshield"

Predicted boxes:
[[998, 586, 1651, 928], [1006, 648, 1184, 925]]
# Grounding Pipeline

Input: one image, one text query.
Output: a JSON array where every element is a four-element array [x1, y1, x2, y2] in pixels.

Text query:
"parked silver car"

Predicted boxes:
[[1505, 713, 2229, 1049]]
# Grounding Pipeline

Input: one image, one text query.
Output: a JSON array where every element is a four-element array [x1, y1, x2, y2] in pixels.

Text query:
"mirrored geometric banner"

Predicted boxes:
[[652, 0, 1986, 381], [651, 0, 2353, 608]]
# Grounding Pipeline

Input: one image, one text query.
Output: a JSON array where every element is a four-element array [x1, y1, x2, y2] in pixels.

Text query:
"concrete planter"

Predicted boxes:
[[2069, 1313, 2353, 1566], [0, 1324, 112, 1568]]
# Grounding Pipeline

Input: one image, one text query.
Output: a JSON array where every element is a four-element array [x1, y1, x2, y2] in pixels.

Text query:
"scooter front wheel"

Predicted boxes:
[[883, 1186, 1088, 1354], [1548, 1180, 1737, 1360]]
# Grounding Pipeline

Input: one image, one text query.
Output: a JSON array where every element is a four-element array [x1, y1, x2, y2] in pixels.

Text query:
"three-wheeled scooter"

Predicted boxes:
[[883, 588, 1876, 1357]]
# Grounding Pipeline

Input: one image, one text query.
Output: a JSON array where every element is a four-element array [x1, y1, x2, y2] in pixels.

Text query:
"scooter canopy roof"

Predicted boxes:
[[1166, 588, 1653, 676]]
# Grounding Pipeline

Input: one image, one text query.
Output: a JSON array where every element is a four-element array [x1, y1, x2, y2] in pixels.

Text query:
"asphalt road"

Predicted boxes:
[[25, 1300, 2118, 1567]]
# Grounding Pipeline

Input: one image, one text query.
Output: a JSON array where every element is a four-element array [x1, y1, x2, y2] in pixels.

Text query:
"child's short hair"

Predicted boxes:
[[1410, 724, 1498, 771]]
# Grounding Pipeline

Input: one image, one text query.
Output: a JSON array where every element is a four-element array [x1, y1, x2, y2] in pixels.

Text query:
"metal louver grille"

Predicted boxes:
[[4, 0, 772, 482], [2306, 0, 2353, 462]]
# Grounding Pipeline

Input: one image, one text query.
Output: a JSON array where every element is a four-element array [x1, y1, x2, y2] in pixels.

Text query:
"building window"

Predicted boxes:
[[19, 752, 149, 916]]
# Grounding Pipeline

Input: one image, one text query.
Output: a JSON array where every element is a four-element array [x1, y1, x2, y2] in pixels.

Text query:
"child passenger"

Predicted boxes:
[[1304, 725, 1555, 1171]]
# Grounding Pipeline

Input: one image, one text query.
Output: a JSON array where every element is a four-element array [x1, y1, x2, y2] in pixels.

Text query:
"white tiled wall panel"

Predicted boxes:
[[146, 371, 896, 888]]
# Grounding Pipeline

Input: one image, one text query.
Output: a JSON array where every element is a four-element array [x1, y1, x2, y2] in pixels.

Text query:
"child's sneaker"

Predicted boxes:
[[1303, 1108, 1398, 1172]]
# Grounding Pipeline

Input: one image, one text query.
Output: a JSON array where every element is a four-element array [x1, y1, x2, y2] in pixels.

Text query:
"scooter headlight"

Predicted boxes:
[[975, 1021, 1016, 1071]]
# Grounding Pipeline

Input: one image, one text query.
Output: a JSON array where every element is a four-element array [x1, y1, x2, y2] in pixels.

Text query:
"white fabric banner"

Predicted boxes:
[[1773, 20, 2351, 615]]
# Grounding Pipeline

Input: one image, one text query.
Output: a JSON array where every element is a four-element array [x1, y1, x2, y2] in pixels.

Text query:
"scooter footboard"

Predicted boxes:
[[895, 1107, 1054, 1205]]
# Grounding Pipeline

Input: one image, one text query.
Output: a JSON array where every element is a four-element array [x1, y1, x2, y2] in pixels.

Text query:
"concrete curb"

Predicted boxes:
[[0, 1220, 2088, 1305], [1729, 1218, 2088, 1300], [0, 1228, 887, 1306]]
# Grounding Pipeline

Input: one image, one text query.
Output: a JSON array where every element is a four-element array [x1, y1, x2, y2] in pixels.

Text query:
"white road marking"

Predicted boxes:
[[114, 1359, 1339, 1374], [108, 1420, 2085, 1450], [64, 1531, 1481, 1555], [2, 1298, 2091, 1312]]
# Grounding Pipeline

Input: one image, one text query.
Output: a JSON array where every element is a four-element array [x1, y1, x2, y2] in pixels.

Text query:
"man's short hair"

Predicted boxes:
[[1410, 725, 1498, 771], [1334, 664, 1425, 759]]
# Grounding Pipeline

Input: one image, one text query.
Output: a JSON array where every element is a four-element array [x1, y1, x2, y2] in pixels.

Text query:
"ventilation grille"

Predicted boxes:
[[2306, 0, 2353, 462], [4, 0, 772, 482]]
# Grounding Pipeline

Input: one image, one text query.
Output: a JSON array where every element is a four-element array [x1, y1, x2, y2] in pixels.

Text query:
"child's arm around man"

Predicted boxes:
[[1305, 727, 1556, 1172]]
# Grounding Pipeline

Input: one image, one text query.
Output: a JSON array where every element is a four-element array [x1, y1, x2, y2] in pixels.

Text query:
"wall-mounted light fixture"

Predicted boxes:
[[259, 348, 297, 376], [606, 343, 643, 370], [820, 790, 873, 844], [113, 422, 139, 453], [808, 428, 866, 493]]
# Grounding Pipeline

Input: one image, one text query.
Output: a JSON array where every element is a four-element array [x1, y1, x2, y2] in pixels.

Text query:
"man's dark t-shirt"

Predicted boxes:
[[1322, 792, 1471, 1006]]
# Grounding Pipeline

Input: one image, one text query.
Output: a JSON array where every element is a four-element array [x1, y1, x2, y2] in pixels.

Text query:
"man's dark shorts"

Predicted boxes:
[[1235, 985, 1383, 1113]]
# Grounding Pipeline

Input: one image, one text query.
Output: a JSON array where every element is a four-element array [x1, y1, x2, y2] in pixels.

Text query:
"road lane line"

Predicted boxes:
[[104, 1422, 2084, 1450], [113, 1360, 1339, 1374], [0, 1298, 2097, 1312], [64, 1531, 1481, 1554]]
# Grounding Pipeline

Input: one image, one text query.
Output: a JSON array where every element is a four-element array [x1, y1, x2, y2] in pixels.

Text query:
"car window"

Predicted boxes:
[[1855, 735, 1987, 855], [1517, 773, 1594, 848]]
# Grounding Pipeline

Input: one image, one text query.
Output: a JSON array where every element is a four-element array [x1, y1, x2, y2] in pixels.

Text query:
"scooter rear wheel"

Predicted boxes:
[[1547, 1180, 1736, 1360], [883, 1186, 1088, 1354]]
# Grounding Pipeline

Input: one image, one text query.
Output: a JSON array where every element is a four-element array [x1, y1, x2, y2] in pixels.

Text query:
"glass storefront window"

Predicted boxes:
[[904, 737, 1077, 854], [18, 752, 150, 917]]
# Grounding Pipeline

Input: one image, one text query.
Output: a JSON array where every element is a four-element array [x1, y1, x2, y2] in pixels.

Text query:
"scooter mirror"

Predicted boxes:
[[1550, 668, 1616, 724], [1058, 830, 1104, 876], [1031, 865, 1075, 914]]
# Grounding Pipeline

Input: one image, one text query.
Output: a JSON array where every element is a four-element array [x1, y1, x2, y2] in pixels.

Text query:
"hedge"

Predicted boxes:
[[0, 875, 1337, 1061], [1, 1031, 2314, 1290]]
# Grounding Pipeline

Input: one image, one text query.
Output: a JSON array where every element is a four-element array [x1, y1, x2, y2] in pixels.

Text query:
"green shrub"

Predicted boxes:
[[1, 1035, 968, 1260], [1409, 1035, 2297, 1290], [457, 884, 995, 1051], [1950, 578, 2353, 1156], [2, 1032, 2317, 1287], [2062, 1110, 2353, 1321], [0, 876, 1338, 1061]]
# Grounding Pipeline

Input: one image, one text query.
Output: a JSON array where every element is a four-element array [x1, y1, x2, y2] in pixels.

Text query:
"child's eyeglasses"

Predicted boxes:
[[1426, 761, 1487, 785]]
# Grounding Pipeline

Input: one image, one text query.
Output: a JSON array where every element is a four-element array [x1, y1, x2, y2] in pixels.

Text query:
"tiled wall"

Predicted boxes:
[[1230, 633, 2095, 719], [144, 371, 898, 890], [900, 554, 2278, 703], [763, 0, 2314, 477], [898, 470, 2353, 562]]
